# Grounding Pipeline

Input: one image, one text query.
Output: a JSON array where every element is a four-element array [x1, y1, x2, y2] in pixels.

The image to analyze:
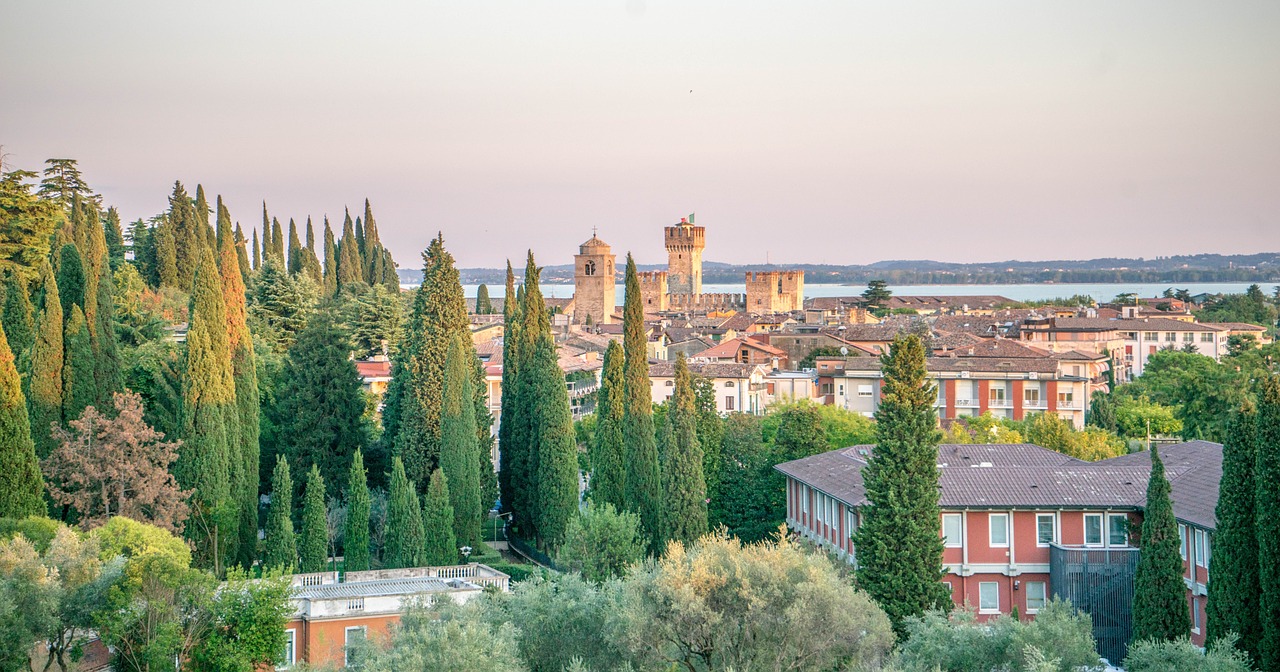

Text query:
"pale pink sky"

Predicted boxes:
[[3, 1, 1278, 268]]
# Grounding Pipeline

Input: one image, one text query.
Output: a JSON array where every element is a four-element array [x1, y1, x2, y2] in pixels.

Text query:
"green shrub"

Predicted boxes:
[[1124, 636, 1253, 672]]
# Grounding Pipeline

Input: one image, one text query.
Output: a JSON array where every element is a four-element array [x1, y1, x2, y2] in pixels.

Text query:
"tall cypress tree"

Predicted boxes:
[[0, 325, 45, 519], [529, 329, 579, 551], [61, 305, 94, 423], [2, 272, 34, 373], [91, 263, 122, 406], [153, 217, 179, 289], [344, 449, 372, 572], [322, 217, 338, 299], [263, 456, 296, 571], [28, 264, 62, 458], [385, 457, 426, 569], [299, 465, 328, 573], [507, 253, 547, 538], [1207, 402, 1260, 660], [381, 248, 399, 290], [177, 249, 240, 573], [440, 333, 482, 548], [475, 284, 493, 315], [194, 184, 214, 251], [169, 181, 202, 290], [854, 333, 950, 637], [361, 199, 382, 285], [660, 353, 707, 546], [251, 228, 261, 271], [56, 244, 85, 321], [590, 340, 626, 511], [103, 206, 126, 272], [1132, 445, 1191, 643], [233, 224, 250, 283], [498, 261, 523, 521], [219, 212, 261, 570], [337, 210, 363, 289], [354, 217, 366, 267], [621, 253, 660, 550], [287, 219, 302, 276], [1257, 375, 1280, 670], [422, 469, 458, 566], [260, 204, 272, 265]]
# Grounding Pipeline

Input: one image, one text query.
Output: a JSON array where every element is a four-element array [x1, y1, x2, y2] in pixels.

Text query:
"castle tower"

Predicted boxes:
[[573, 233, 616, 325], [745, 270, 806, 313], [664, 215, 705, 296]]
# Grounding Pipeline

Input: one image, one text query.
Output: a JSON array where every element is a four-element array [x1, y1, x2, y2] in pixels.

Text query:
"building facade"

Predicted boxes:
[[572, 234, 616, 325], [665, 216, 705, 296], [745, 271, 805, 313]]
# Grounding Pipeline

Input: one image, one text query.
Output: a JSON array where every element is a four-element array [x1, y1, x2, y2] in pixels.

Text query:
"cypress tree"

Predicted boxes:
[[381, 248, 399, 290], [28, 264, 62, 458], [73, 198, 106, 332], [260, 205, 272, 264], [361, 199, 382, 285], [590, 340, 626, 511], [103, 206, 126, 272], [498, 261, 523, 521], [263, 456, 297, 571], [621, 253, 661, 550], [195, 184, 215, 251], [299, 465, 328, 572], [660, 354, 707, 546], [285, 218, 300, 275], [2, 272, 34, 372], [385, 457, 426, 569], [507, 252, 547, 538], [354, 216, 366, 267], [56, 244, 85, 321], [233, 224, 250, 282], [1132, 445, 1192, 643], [475, 284, 493, 315], [219, 214, 261, 570], [1207, 402, 1260, 660], [129, 218, 155, 284], [305, 217, 315, 252], [0, 326, 45, 519], [337, 210, 363, 289], [251, 228, 260, 271], [168, 181, 202, 290], [322, 217, 338, 299], [91, 263, 122, 406], [440, 333, 482, 548], [853, 333, 951, 637], [267, 217, 281, 265], [344, 449, 372, 572], [61, 306, 94, 423], [154, 217, 178, 289], [422, 468, 458, 566], [177, 249, 240, 573], [1257, 375, 1280, 670], [530, 329, 579, 551]]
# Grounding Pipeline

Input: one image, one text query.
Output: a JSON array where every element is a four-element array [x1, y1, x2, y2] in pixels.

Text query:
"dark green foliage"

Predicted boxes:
[[263, 456, 296, 571], [1196, 284, 1278, 327], [36, 158, 93, 210], [1257, 375, 1280, 670], [692, 375, 724, 502], [271, 311, 368, 497], [249, 258, 318, 353], [251, 228, 260, 271], [504, 253, 547, 541], [529, 331, 580, 551], [27, 265, 62, 458], [168, 181, 204, 290], [343, 282, 403, 359], [2, 272, 34, 371], [1125, 635, 1254, 672], [194, 185, 214, 250], [475, 284, 493, 314], [440, 333, 482, 548], [423, 469, 458, 565], [497, 261, 522, 521], [91, 263, 122, 406], [337, 211, 364, 289], [61, 305, 94, 423], [1207, 403, 1260, 661], [797, 346, 846, 370], [322, 217, 338, 299], [0, 326, 44, 518], [122, 340, 183, 440], [854, 333, 950, 637], [286, 218, 302, 276], [1088, 390, 1118, 432], [660, 354, 707, 546], [862, 279, 891, 308], [270, 218, 284, 265], [299, 466, 328, 572], [153, 216, 178, 288], [103, 206, 126, 271], [710, 414, 776, 542], [56, 244, 85, 320], [385, 457, 426, 569], [894, 600, 1102, 672], [763, 402, 829, 530], [1132, 446, 1191, 643], [590, 340, 626, 511], [177, 250, 240, 572], [219, 220, 262, 570], [344, 449, 372, 572], [1, 168, 60, 287], [621, 253, 661, 551], [188, 571, 295, 672], [555, 502, 645, 583]]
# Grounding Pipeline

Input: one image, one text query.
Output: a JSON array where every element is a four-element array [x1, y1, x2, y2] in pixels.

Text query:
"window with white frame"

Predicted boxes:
[[978, 582, 1000, 613], [1165, 332, 1176, 342], [1026, 581, 1047, 613], [989, 513, 1009, 547], [725, 396, 735, 411], [1192, 597, 1201, 633], [942, 514, 962, 547], [1108, 514, 1128, 546], [1195, 529, 1210, 568], [1179, 524, 1187, 560], [280, 629, 296, 669], [344, 626, 367, 667], [1201, 332, 1214, 343], [1143, 332, 1158, 341], [846, 509, 857, 536], [1036, 513, 1056, 546], [943, 580, 952, 593], [857, 384, 873, 397], [1183, 332, 1194, 343], [1084, 514, 1103, 546], [801, 486, 809, 514]]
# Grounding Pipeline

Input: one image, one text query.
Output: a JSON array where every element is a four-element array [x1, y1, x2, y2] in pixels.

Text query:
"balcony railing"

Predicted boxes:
[[988, 398, 1011, 408], [955, 398, 977, 407]]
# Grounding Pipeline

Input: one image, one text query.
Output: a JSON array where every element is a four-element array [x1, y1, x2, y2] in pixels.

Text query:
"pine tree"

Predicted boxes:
[[219, 214, 261, 570], [385, 457, 426, 569], [440, 333, 482, 548], [2, 271, 34, 372], [56, 244, 85, 321], [475, 284, 493, 315], [1131, 445, 1192, 643], [590, 340, 626, 511], [660, 354, 707, 546], [854, 333, 950, 637], [36, 158, 93, 209], [337, 210, 363, 289], [322, 217, 338, 299], [103, 206, 126, 272], [0, 325, 45, 519], [91, 263, 122, 406], [1207, 402, 1260, 661], [1256, 375, 1280, 670], [61, 305, 94, 423], [27, 264, 62, 458], [344, 449, 372, 572], [177, 249, 240, 573], [530, 329, 580, 551], [498, 261, 523, 521], [621, 253, 661, 550], [422, 468, 458, 566], [299, 465, 328, 572], [263, 456, 296, 571]]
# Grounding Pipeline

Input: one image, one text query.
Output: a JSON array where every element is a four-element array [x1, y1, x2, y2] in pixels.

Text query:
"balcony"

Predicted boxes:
[[566, 380, 598, 398], [987, 398, 1011, 409], [955, 398, 977, 407], [1023, 398, 1047, 410]]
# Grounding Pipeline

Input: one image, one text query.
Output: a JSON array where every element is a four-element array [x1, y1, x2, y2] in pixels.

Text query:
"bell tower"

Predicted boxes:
[[664, 214, 705, 296], [573, 231, 616, 325]]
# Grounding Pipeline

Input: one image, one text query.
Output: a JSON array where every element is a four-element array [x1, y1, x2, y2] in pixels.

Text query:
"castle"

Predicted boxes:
[[572, 215, 805, 324]]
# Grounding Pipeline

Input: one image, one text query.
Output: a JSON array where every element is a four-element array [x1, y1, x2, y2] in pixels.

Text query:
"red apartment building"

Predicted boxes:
[[776, 441, 1220, 663]]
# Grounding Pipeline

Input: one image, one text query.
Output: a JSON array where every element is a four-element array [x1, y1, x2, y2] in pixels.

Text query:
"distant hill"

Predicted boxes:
[[398, 253, 1280, 286]]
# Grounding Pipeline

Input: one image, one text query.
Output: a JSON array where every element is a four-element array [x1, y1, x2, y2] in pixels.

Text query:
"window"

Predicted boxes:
[[1179, 524, 1187, 560], [664, 380, 674, 387], [1165, 332, 1176, 342], [1108, 514, 1128, 546], [847, 509, 857, 535], [801, 486, 809, 514], [1036, 513, 1056, 546], [1023, 387, 1041, 406], [1057, 390, 1074, 407], [989, 513, 1009, 547], [344, 626, 367, 667], [1195, 529, 1210, 568], [1026, 581, 1047, 613], [989, 385, 1006, 405], [837, 384, 845, 396], [725, 396, 735, 411], [1084, 514, 1103, 546], [1192, 597, 1201, 633], [942, 514, 962, 547], [978, 582, 1000, 613], [1143, 332, 1158, 341], [1183, 332, 1194, 343], [1201, 332, 1214, 343], [724, 380, 736, 388], [280, 629, 296, 669], [820, 382, 833, 395], [857, 384, 873, 397]]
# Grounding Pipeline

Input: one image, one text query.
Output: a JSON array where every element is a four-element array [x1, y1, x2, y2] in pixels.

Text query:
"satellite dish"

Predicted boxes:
[[840, 347, 849, 356]]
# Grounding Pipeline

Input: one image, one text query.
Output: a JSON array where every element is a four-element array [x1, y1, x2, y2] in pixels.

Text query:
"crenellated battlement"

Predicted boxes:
[[637, 271, 669, 311], [667, 292, 744, 311], [745, 270, 805, 313]]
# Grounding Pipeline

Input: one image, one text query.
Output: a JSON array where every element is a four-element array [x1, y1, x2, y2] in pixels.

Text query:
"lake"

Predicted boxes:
[[455, 282, 1269, 304]]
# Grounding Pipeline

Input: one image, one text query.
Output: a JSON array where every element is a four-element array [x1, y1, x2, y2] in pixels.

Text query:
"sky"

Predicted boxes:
[[3, 1, 1279, 269]]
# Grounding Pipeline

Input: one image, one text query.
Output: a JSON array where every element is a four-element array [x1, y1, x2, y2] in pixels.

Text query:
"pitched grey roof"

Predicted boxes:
[[294, 576, 460, 600]]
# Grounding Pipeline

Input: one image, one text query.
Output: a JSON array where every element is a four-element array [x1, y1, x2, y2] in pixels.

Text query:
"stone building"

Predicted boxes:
[[572, 233, 616, 325], [665, 216, 705, 296], [745, 270, 805, 313]]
